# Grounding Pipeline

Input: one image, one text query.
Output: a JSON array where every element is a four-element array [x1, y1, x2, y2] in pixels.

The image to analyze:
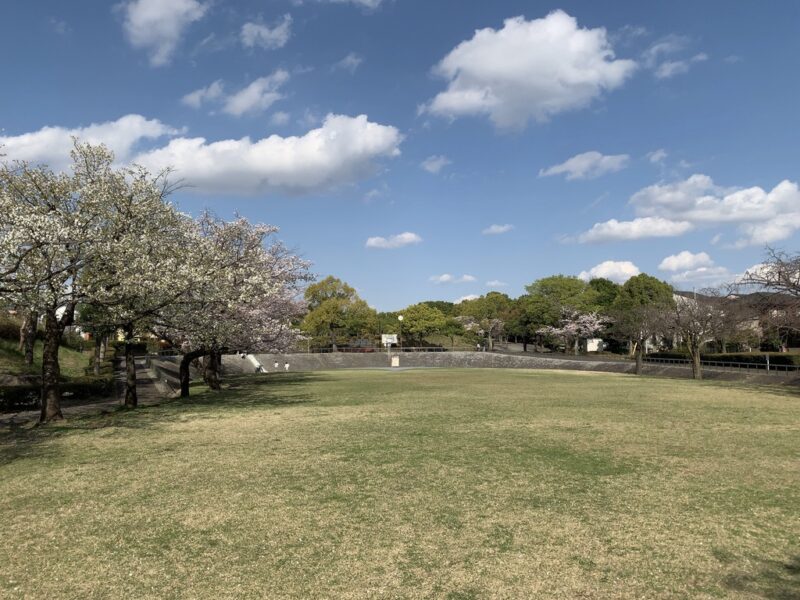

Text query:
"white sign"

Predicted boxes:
[[391, 356, 400, 368], [381, 334, 398, 346]]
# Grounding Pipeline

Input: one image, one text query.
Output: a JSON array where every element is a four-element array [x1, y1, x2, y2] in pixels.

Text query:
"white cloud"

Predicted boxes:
[[578, 260, 640, 283], [486, 280, 508, 287], [647, 148, 668, 164], [181, 80, 224, 108], [482, 224, 514, 235], [578, 217, 693, 243], [631, 174, 800, 246], [654, 53, 708, 79], [366, 232, 422, 249], [121, 0, 208, 67], [642, 35, 707, 79], [333, 52, 364, 73], [269, 111, 291, 126], [430, 274, 477, 284], [0, 114, 181, 170], [222, 71, 290, 117], [456, 294, 480, 304], [669, 266, 732, 287], [421, 155, 452, 174], [135, 114, 402, 195], [241, 14, 292, 50], [658, 251, 714, 272], [422, 11, 636, 130], [540, 151, 629, 180], [182, 72, 289, 116]]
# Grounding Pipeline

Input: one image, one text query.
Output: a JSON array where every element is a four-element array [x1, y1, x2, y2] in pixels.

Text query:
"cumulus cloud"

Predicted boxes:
[[121, 0, 208, 66], [181, 80, 224, 108], [486, 280, 508, 287], [456, 294, 480, 304], [182, 72, 290, 116], [631, 174, 800, 246], [240, 14, 292, 50], [578, 260, 640, 283], [578, 217, 693, 243], [332, 52, 364, 73], [421, 155, 452, 174], [422, 11, 636, 130], [429, 274, 477, 284], [658, 250, 714, 272], [482, 224, 514, 235], [654, 53, 708, 79], [365, 232, 422, 249], [669, 266, 732, 286], [540, 151, 629, 180], [181, 73, 289, 116], [134, 114, 401, 195], [222, 71, 290, 116], [0, 114, 181, 170]]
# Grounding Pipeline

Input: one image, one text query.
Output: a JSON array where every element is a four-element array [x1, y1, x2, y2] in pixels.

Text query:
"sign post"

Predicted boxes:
[[382, 334, 398, 363]]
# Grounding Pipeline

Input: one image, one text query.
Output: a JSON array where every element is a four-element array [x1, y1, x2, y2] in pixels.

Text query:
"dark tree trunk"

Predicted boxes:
[[93, 336, 102, 376], [635, 339, 644, 375], [124, 326, 137, 408], [522, 338, 528, 353], [689, 346, 703, 380], [40, 310, 63, 423], [179, 348, 208, 398], [203, 349, 222, 391], [19, 310, 38, 366]]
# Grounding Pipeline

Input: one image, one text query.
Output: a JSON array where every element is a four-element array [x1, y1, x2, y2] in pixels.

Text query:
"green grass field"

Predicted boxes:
[[0, 338, 91, 379], [1, 369, 799, 599]]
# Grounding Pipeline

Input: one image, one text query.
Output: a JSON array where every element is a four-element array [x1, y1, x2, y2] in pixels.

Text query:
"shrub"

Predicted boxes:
[[0, 375, 114, 412], [0, 314, 22, 342]]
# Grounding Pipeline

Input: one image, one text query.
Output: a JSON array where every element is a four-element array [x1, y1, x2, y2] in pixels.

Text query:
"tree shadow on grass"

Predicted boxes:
[[724, 555, 800, 599], [0, 373, 331, 467]]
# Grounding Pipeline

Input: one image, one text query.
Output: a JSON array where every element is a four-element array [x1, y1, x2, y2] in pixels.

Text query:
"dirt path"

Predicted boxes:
[[0, 358, 170, 427]]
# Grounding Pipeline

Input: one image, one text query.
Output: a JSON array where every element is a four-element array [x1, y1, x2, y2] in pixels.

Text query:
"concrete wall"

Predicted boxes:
[[143, 351, 797, 386]]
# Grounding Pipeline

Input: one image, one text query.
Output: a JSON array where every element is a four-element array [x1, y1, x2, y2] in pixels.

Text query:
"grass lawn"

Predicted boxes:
[[0, 338, 92, 379], [1, 369, 799, 599]]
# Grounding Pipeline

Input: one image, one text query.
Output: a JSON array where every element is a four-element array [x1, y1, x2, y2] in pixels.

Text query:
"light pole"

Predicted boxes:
[[398, 315, 404, 352]]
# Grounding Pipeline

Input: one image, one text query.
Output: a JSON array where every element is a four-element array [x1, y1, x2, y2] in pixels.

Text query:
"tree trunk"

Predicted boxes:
[[93, 336, 102, 376], [203, 349, 222, 391], [179, 348, 207, 398], [99, 336, 107, 362], [522, 338, 528, 353], [124, 326, 138, 408], [635, 339, 644, 375], [19, 310, 38, 366], [690, 347, 702, 380], [574, 338, 580, 356], [40, 310, 64, 423]]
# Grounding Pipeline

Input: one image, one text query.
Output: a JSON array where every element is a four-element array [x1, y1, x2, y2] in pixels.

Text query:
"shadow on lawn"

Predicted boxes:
[[0, 373, 329, 467], [724, 554, 800, 599]]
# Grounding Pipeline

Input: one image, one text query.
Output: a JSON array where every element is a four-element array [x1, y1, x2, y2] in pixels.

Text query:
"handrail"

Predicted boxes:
[[643, 356, 800, 373]]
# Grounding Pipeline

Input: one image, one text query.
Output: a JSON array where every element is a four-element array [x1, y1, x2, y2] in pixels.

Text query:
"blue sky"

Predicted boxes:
[[1, 1, 799, 310]]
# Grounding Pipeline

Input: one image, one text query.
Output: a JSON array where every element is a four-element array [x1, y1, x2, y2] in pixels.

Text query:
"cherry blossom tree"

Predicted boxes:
[[537, 310, 606, 355], [153, 213, 310, 397]]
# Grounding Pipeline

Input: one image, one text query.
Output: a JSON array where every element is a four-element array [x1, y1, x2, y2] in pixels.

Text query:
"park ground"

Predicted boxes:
[[1, 369, 799, 599]]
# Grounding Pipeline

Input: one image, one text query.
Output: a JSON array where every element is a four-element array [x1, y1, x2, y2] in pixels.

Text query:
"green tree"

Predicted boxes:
[[611, 274, 674, 374], [588, 278, 621, 309], [301, 277, 376, 350], [456, 292, 512, 350], [400, 303, 448, 345]]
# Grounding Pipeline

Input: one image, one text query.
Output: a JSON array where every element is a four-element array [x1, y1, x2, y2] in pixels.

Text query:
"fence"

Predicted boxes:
[[305, 346, 482, 354], [643, 356, 800, 373]]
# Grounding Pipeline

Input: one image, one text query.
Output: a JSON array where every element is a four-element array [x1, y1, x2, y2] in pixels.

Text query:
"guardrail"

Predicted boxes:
[[304, 346, 483, 354], [643, 356, 800, 373]]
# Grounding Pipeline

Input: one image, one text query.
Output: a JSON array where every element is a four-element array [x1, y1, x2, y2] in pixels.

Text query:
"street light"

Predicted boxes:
[[397, 315, 404, 351]]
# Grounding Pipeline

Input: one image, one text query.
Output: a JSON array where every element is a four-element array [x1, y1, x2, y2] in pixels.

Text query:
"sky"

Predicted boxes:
[[1, 0, 799, 311]]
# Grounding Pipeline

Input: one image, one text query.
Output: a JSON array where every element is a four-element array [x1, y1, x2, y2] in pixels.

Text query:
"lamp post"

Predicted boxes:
[[398, 315, 404, 351]]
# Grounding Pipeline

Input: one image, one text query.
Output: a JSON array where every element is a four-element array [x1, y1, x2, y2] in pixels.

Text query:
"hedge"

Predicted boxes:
[[648, 351, 800, 366], [0, 375, 114, 412]]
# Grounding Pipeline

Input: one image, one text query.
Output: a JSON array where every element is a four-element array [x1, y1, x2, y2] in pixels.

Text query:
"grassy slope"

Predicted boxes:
[[0, 338, 90, 379], [1, 369, 799, 599]]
